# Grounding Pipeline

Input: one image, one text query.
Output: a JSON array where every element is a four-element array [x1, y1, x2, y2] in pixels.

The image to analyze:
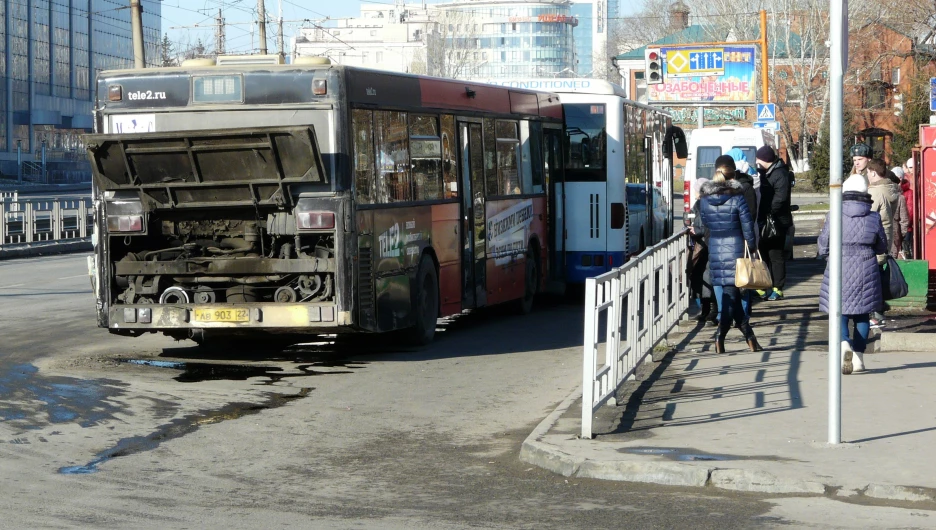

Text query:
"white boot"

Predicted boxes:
[[852, 350, 866, 373], [841, 341, 854, 375]]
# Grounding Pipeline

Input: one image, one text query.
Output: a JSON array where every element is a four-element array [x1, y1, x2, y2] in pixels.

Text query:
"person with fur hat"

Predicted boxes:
[[818, 174, 887, 374], [755, 145, 793, 301], [697, 162, 761, 353]]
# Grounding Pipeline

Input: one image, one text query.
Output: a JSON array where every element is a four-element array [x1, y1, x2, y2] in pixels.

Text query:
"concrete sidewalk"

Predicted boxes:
[[522, 255, 936, 505]]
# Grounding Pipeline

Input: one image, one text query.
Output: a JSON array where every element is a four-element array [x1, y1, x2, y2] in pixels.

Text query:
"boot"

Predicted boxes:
[[740, 323, 762, 352], [695, 300, 711, 322], [853, 351, 866, 373], [841, 341, 854, 375], [715, 337, 726, 354]]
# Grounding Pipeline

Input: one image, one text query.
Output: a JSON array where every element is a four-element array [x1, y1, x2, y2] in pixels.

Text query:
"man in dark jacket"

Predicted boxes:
[[755, 146, 793, 301]]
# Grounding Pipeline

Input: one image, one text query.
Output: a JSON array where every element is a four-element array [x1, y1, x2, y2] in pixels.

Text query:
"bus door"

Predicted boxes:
[[458, 120, 487, 308], [644, 135, 654, 243], [544, 126, 566, 284]]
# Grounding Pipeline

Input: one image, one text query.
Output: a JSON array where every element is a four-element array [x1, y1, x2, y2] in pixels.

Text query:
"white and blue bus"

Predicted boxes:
[[486, 79, 678, 284]]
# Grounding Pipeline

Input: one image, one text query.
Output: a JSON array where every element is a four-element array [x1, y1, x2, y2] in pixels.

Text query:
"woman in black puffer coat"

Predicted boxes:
[[698, 168, 762, 353]]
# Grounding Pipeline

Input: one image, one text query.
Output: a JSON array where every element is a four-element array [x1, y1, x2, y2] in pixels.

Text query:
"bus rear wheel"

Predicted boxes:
[[517, 249, 539, 315], [406, 255, 439, 345]]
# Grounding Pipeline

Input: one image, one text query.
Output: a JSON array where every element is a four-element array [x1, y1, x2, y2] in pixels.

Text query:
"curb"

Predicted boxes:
[[879, 332, 936, 352], [0, 239, 91, 260], [521, 386, 936, 502]]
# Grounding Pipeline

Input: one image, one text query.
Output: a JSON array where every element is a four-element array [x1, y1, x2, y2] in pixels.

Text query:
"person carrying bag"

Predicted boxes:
[[698, 157, 762, 354]]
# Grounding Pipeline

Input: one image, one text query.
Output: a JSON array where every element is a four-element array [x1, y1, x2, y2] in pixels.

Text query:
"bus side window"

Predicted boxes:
[[441, 114, 457, 199], [495, 119, 521, 196], [352, 109, 376, 204], [483, 118, 498, 196], [375, 110, 412, 203], [529, 121, 544, 193], [409, 114, 443, 201]]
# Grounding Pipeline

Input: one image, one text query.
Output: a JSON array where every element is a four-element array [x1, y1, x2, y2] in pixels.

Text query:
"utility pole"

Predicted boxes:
[[130, 0, 146, 68], [216, 9, 226, 55], [827, 0, 847, 445], [277, 0, 285, 62], [257, 0, 268, 54]]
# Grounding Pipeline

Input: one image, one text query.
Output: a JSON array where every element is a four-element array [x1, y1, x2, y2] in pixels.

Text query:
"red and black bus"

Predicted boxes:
[[85, 57, 563, 344]]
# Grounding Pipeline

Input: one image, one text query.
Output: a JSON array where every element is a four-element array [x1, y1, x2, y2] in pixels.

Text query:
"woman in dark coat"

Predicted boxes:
[[698, 168, 762, 353], [818, 174, 887, 374]]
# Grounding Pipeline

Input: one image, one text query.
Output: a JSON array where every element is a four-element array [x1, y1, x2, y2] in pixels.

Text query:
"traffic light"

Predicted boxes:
[[894, 91, 904, 117], [645, 48, 663, 85]]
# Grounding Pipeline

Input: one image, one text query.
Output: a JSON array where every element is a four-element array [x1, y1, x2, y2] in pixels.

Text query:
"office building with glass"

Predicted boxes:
[[0, 0, 161, 176], [435, 0, 576, 80]]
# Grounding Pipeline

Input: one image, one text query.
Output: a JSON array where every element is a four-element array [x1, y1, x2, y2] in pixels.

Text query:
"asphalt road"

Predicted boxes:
[[0, 253, 931, 529]]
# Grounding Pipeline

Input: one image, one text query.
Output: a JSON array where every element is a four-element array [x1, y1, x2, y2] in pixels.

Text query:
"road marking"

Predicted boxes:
[[0, 283, 26, 289], [57, 274, 87, 280]]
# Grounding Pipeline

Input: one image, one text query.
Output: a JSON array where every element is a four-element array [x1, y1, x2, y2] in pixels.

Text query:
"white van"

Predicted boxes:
[[683, 126, 776, 219]]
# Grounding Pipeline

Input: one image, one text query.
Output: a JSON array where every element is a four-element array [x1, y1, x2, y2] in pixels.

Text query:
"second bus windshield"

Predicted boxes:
[[564, 103, 606, 181]]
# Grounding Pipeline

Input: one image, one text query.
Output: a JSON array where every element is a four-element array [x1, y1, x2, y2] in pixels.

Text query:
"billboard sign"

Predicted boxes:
[[649, 45, 758, 105]]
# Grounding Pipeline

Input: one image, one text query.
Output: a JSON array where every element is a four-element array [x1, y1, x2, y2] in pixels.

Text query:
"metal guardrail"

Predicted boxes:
[[581, 229, 691, 439], [0, 198, 93, 246]]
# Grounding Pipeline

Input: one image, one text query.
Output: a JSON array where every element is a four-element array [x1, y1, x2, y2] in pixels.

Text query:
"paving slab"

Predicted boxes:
[[522, 220, 936, 504]]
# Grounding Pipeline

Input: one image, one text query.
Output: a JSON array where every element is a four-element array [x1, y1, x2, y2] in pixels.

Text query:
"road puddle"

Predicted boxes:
[[0, 363, 124, 428], [59, 388, 311, 474], [122, 358, 355, 383]]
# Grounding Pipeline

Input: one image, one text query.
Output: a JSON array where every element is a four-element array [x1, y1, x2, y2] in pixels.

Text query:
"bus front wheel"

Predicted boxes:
[[406, 255, 439, 345]]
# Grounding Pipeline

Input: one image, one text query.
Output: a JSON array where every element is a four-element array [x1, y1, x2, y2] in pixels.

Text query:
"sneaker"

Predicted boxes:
[[755, 289, 767, 298], [766, 288, 784, 301], [869, 318, 885, 329], [841, 341, 854, 375]]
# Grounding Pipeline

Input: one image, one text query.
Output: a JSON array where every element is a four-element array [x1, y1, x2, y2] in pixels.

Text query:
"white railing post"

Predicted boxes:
[[582, 277, 597, 439], [24, 202, 34, 243]]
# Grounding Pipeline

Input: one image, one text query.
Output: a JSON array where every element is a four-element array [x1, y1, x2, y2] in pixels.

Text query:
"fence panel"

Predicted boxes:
[[0, 197, 93, 248], [582, 229, 691, 439]]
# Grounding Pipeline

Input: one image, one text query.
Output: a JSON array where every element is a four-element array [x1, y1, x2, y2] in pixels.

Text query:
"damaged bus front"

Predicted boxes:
[[86, 65, 349, 342]]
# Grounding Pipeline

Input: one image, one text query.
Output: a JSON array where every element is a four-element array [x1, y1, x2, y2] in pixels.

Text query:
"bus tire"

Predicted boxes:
[[406, 255, 439, 345], [517, 248, 539, 315]]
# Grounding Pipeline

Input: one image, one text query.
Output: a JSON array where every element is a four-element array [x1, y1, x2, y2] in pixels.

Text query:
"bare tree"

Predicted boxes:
[[426, 9, 484, 79]]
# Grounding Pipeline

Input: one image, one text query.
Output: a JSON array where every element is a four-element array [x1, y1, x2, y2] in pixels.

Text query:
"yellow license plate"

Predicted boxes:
[[193, 308, 250, 323]]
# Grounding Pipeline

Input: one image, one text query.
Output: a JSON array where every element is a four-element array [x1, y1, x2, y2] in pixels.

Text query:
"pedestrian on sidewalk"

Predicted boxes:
[[755, 146, 793, 302], [690, 198, 718, 325], [710, 155, 758, 325], [888, 169, 910, 258], [900, 173, 914, 259], [697, 164, 762, 353], [850, 143, 873, 180], [818, 174, 887, 374], [867, 159, 901, 328]]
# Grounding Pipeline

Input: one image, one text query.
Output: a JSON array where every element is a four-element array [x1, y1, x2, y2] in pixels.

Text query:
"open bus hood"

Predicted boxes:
[[84, 126, 326, 209]]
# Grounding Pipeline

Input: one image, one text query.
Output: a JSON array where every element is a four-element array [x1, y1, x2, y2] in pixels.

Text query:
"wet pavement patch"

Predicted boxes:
[[59, 388, 312, 475], [0, 363, 124, 429], [620, 447, 734, 461], [122, 359, 355, 383], [619, 446, 794, 462]]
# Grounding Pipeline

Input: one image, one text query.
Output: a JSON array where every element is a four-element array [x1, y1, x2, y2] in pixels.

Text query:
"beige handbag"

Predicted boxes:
[[735, 242, 773, 289]]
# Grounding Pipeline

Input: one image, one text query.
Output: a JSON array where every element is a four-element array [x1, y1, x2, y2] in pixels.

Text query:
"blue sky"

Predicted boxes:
[[160, 0, 640, 53]]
